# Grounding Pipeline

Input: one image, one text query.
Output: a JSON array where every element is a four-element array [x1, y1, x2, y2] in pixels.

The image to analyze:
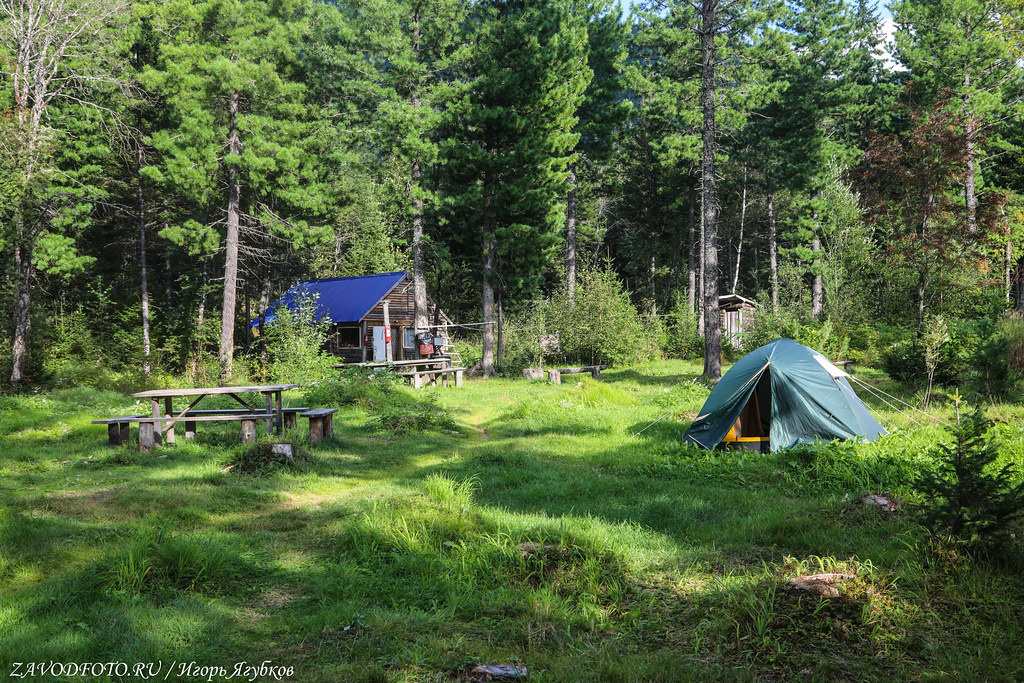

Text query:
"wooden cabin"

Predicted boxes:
[[719, 293, 759, 344], [254, 272, 455, 364]]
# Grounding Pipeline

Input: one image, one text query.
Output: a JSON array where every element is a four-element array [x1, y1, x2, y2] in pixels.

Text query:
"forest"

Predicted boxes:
[[1, 0, 1023, 390]]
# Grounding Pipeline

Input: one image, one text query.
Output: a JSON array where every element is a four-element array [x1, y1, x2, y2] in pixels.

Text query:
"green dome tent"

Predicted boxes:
[[683, 338, 886, 452]]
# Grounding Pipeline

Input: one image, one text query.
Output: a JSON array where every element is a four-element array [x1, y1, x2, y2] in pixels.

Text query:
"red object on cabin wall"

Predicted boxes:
[[364, 333, 371, 346], [385, 328, 391, 343]]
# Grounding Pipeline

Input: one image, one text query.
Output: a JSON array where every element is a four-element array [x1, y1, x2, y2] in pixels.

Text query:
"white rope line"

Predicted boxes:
[[855, 392, 923, 448], [852, 379, 931, 431], [631, 411, 671, 438], [850, 376, 951, 428]]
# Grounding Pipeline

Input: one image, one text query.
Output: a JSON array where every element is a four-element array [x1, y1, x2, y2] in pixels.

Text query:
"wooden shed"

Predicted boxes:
[[719, 294, 759, 343], [254, 271, 455, 364]]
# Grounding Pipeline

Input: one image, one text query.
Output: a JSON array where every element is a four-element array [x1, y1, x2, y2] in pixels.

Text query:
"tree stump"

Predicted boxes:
[[240, 419, 258, 443]]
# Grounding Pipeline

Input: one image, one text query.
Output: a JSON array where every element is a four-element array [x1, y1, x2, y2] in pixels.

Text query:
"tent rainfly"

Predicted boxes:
[[683, 338, 886, 453]]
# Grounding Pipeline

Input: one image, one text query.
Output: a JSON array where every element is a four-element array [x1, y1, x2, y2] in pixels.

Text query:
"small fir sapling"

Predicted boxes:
[[914, 394, 1024, 551]]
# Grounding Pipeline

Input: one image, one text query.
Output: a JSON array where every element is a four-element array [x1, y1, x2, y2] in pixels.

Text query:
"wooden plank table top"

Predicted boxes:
[[129, 384, 302, 445], [130, 384, 300, 398]]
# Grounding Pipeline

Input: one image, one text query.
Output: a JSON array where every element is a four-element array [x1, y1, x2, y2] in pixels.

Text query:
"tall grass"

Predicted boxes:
[[2, 361, 1024, 679]]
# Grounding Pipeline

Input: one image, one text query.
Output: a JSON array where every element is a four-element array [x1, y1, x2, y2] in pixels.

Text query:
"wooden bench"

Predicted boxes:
[[92, 408, 309, 451], [302, 408, 338, 443], [547, 365, 608, 383], [398, 367, 464, 389]]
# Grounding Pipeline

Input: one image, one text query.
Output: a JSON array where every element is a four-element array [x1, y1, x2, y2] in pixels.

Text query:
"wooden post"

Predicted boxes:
[[455, 369, 463, 388], [547, 370, 561, 384], [361, 321, 368, 362], [164, 397, 175, 444], [107, 423, 129, 447], [150, 399, 162, 446], [274, 390, 283, 434], [284, 412, 297, 430], [139, 422, 155, 452], [184, 421, 197, 439], [265, 392, 274, 434], [309, 416, 324, 444], [241, 419, 258, 443], [383, 302, 393, 362]]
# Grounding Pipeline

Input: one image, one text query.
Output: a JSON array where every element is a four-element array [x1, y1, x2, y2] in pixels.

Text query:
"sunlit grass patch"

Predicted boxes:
[[2, 361, 1024, 679]]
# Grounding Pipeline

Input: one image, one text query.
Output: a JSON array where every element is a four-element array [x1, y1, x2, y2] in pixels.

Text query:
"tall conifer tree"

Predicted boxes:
[[446, 0, 590, 376]]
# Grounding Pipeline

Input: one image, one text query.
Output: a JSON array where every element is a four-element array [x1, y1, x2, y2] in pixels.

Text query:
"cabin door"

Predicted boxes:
[[372, 326, 387, 361]]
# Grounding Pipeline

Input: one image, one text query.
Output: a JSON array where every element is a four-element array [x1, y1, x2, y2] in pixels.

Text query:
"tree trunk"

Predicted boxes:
[[963, 74, 977, 237], [565, 161, 578, 299], [698, 198, 705, 334], [1016, 253, 1024, 313], [218, 91, 242, 385], [10, 234, 32, 390], [768, 192, 778, 313], [189, 262, 208, 383], [811, 236, 823, 318], [138, 144, 151, 379], [411, 160, 429, 332], [1006, 236, 1012, 305], [481, 216, 496, 377], [732, 166, 747, 294], [649, 253, 656, 306], [496, 294, 503, 371], [811, 192, 823, 318], [688, 180, 696, 316], [700, 0, 721, 381]]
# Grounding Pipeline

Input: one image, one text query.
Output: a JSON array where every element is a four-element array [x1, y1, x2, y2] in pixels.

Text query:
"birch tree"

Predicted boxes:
[[0, 0, 128, 389]]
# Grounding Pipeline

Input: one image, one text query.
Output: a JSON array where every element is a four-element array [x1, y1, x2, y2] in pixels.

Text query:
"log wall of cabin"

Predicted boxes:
[[324, 276, 454, 362]]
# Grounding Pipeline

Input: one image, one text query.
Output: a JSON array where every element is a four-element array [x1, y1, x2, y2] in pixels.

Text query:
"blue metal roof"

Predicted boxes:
[[251, 272, 406, 327]]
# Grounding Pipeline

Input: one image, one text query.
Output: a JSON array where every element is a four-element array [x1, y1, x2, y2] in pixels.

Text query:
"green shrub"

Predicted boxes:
[[662, 294, 702, 359], [913, 399, 1024, 554], [883, 318, 992, 387], [797, 319, 850, 361], [224, 440, 315, 476], [256, 293, 335, 385], [741, 310, 800, 352], [501, 268, 658, 374], [371, 393, 457, 434], [302, 367, 401, 407]]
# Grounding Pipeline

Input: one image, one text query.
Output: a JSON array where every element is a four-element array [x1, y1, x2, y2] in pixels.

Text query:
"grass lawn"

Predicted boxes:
[[2, 360, 1024, 681]]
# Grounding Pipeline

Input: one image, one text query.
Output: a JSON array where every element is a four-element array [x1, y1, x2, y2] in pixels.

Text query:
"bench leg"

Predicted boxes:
[[413, 373, 423, 389], [284, 412, 297, 430], [309, 416, 324, 444], [591, 368, 601, 380], [547, 370, 561, 384], [164, 397, 175, 444], [107, 423, 121, 447], [455, 370, 463, 388], [139, 422, 155, 453], [441, 373, 449, 388], [324, 414, 334, 440], [241, 419, 258, 444], [184, 420, 197, 439]]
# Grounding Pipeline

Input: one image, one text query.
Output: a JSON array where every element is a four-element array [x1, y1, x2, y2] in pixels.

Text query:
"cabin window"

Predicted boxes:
[[337, 326, 360, 348], [403, 328, 416, 349]]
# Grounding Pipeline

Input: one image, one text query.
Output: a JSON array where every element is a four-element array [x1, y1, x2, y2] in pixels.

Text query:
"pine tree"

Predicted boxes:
[[893, 0, 1023, 237], [915, 397, 1024, 552], [564, 0, 630, 299], [143, 0, 328, 384], [445, 0, 590, 376]]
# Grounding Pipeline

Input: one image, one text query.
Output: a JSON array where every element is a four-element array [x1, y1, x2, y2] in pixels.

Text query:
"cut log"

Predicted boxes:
[[240, 419, 258, 443]]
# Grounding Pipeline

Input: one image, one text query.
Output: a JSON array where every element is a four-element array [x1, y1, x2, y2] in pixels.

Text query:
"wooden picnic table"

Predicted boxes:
[[333, 358, 462, 388], [130, 383, 301, 447]]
